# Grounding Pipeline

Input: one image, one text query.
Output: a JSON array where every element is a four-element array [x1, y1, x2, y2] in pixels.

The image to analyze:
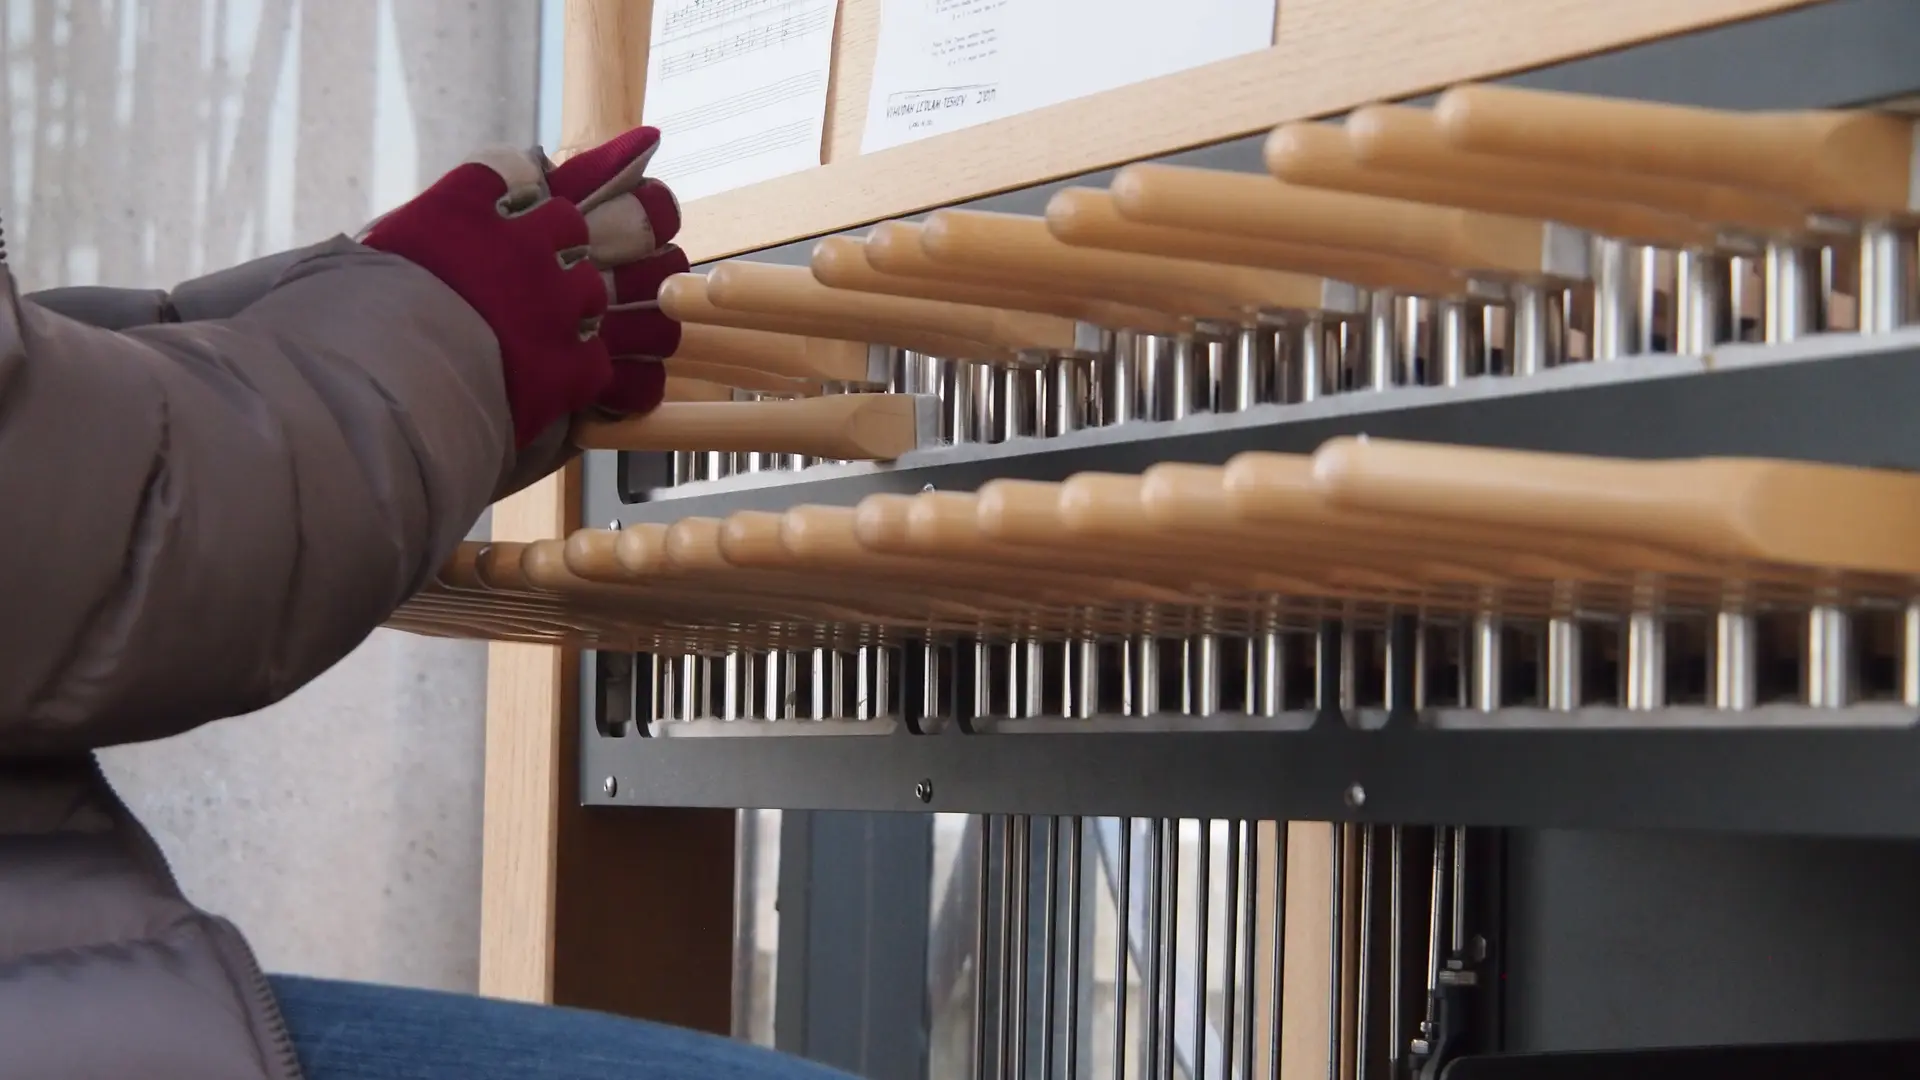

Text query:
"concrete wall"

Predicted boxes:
[[4, 0, 540, 991]]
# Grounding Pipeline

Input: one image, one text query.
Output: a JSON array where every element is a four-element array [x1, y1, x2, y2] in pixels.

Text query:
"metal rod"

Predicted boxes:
[[677, 654, 703, 721], [1625, 610, 1666, 711], [1905, 603, 1920, 709], [1328, 826, 1345, 1080], [1230, 327, 1268, 410], [1295, 316, 1327, 403], [1256, 629, 1285, 718], [1049, 356, 1093, 435], [1038, 820, 1058, 1080], [1355, 826, 1374, 1080], [1449, 828, 1467, 954], [1194, 822, 1212, 1080], [1266, 823, 1288, 1080], [1546, 611, 1582, 711], [1508, 284, 1550, 375], [1222, 821, 1244, 1080], [1190, 634, 1222, 717], [1859, 226, 1916, 333], [1135, 635, 1163, 718], [1366, 291, 1399, 389], [1004, 816, 1029, 1080], [1109, 334, 1141, 424], [1675, 250, 1731, 354], [1807, 601, 1853, 708], [1420, 830, 1445, 1044], [1434, 300, 1469, 387], [1714, 603, 1757, 711], [1472, 615, 1502, 712], [1765, 242, 1821, 342], [1064, 818, 1084, 1080], [1589, 238, 1638, 361], [1153, 820, 1177, 1080], [1636, 245, 1663, 354], [1387, 826, 1404, 1080], [722, 650, 742, 721], [976, 816, 997, 1080], [1115, 817, 1134, 1080]]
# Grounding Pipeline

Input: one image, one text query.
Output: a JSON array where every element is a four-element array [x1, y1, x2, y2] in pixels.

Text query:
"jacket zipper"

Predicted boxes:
[[225, 916, 307, 1080], [86, 756, 306, 1080]]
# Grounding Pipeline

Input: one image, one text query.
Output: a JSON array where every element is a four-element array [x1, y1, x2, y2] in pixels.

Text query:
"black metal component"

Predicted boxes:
[[1440, 1039, 1920, 1080], [585, 721, 1920, 837], [898, 641, 930, 735], [588, 340, 1920, 529]]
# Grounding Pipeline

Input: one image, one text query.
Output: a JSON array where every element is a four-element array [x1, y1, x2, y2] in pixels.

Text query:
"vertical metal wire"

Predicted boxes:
[[1065, 818, 1085, 1080], [976, 815, 998, 1080], [1355, 827, 1375, 1080], [1266, 823, 1288, 1080], [1240, 822, 1260, 1080], [1145, 820, 1168, 1079], [1328, 826, 1346, 1080], [1041, 819, 1060, 1080], [1194, 821, 1213, 1080], [1387, 826, 1404, 1080], [1221, 821, 1244, 1080], [1449, 828, 1467, 955], [1006, 817, 1032, 1080], [1115, 817, 1135, 1080]]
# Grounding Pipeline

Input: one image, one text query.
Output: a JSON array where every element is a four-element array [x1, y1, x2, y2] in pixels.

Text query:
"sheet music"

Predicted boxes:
[[860, 0, 1277, 154], [642, 0, 839, 201]]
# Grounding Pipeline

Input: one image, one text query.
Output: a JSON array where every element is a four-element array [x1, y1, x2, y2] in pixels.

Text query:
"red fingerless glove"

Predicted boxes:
[[544, 132, 688, 416], [361, 127, 686, 448]]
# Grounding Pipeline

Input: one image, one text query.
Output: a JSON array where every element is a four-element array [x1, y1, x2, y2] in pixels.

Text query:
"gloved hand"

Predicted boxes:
[[361, 126, 685, 448], [540, 130, 690, 417]]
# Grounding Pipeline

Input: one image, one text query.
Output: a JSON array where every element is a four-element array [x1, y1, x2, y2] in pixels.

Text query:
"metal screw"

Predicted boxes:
[[602, 776, 619, 797], [1344, 782, 1367, 807], [921, 484, 936, 493], [608, 520, 622, 531], [914, 778, 934, 803]]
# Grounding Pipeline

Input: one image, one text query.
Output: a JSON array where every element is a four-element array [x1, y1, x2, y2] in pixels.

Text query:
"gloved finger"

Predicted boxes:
[[511, 197, 592, 261], [604, 244, 690, 307], [568, 259, 612, 333], [598, 357, 668, 415], [465, 147, 551, 216], [547, 126, 662, 213], [601, 307, 681, 359], [583, 180, 682, 265]]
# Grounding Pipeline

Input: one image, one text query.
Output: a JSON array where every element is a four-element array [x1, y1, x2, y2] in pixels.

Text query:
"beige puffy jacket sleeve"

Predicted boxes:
[[0, 237, 552, 755]]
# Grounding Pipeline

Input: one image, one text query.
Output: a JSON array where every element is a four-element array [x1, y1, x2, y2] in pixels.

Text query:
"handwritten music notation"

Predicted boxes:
[[664, 0, 814, 42], [643, 0, 836, 201], [658, 7, 834, 79]]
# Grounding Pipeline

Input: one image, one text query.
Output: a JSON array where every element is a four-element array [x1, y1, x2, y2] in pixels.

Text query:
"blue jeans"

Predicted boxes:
[[271, 975, 858, 1080]]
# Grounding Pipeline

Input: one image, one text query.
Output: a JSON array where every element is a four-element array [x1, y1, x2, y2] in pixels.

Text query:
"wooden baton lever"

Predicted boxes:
[[662, 376, 735, 402], [660, 272, 1018, 365], [664, 358, 822, 396], [674, 321, 877, 383], [811, 235, 1191, 336], [707, 260, 1077, 354], [1310, 436, 1920, 576], [1347, 104, 1813, 237], [863, 221, 1224, 324], [1110, 163, 1590, 281], [1045, 187, 1475, 297], [571, 393, 939, 460], [1434, 84, 1919, 219], [1265, 120, 1722, 250], [922, 209, 1357, 317]]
